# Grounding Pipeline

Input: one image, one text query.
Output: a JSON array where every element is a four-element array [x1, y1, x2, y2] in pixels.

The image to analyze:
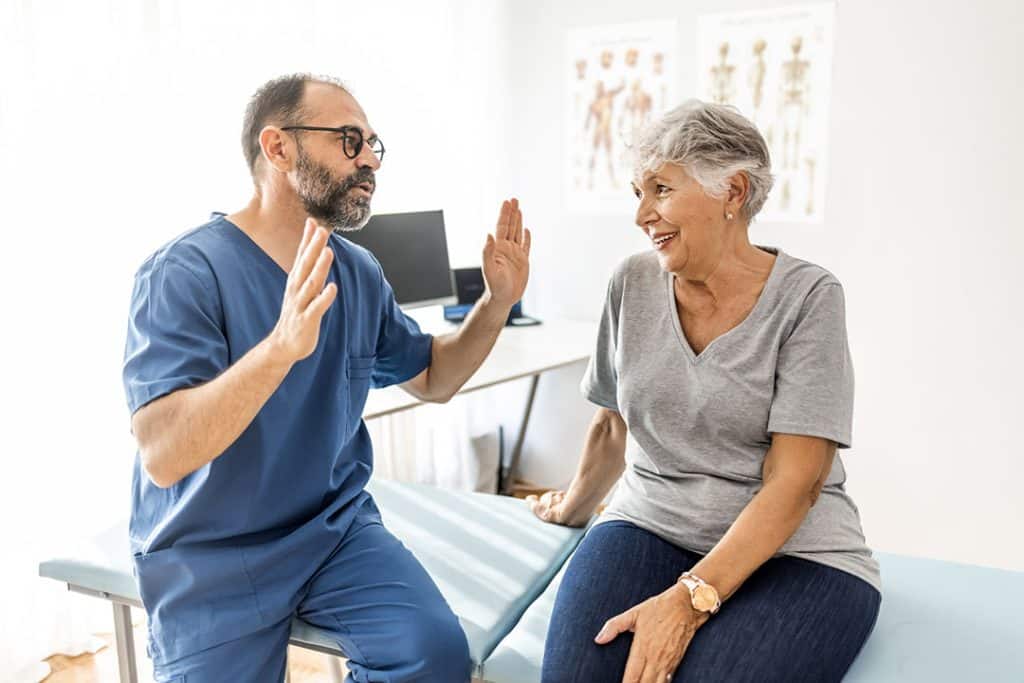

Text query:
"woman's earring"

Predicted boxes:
[[726, 212, 734, 220]]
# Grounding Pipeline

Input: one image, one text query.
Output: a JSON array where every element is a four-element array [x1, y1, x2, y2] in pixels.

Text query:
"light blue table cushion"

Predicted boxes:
[[846, 553, 1024, 682], [482, 552, 1024, 682], [39, 478, 587, 670], [367, 479, 586, 665]]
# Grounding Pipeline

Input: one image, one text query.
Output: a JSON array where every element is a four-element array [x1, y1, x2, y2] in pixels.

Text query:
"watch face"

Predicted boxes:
[[692, 584, 718, 612]]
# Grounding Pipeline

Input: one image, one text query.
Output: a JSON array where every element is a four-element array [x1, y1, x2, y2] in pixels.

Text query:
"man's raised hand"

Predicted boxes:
[[270, 219, 338, 363]]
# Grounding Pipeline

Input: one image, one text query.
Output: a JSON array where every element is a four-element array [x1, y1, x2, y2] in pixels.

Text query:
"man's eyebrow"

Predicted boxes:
[[353, 125, 379, 140], [326, 122, 375, 137]]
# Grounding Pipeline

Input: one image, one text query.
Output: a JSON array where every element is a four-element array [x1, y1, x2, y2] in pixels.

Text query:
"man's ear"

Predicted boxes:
[[259, 126, 293, 173]]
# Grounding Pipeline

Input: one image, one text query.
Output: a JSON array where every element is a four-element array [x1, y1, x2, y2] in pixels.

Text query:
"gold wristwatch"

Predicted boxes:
[[677, 571, 721, 615]]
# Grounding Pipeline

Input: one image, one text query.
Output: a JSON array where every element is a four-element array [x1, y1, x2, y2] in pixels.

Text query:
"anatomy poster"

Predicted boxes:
[[698, 3, 835, 223], [566, 21, 677, 214]]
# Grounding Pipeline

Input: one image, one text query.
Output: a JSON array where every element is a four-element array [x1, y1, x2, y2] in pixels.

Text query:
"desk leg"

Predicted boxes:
[[502, 374, 539, 495], [112, 603, 139, 683]]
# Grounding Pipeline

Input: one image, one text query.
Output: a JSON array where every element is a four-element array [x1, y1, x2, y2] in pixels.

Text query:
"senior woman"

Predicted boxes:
[[527, 100, 880, 683]]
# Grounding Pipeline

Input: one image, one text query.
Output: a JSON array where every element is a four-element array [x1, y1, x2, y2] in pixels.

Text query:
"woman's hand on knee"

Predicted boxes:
[[594, 584, 709, 683]]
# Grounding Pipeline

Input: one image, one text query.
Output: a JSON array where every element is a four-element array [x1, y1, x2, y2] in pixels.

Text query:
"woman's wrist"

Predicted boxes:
[[668, 583, 712, 625], [560, 485, 597, 525]]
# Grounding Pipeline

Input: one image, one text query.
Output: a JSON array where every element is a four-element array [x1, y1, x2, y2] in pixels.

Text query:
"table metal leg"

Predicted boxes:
[[112, 603, 139, 683], [501, 374, 540, 494]]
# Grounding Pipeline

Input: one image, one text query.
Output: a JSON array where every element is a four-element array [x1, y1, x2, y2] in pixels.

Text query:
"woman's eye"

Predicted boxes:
[[655, 184, 671, 196]]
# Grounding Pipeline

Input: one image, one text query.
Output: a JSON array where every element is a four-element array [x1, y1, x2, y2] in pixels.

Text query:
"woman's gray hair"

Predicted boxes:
[[634, 99, 774, 220]]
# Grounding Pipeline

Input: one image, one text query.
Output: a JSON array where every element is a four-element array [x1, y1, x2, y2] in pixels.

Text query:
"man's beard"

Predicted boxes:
[[295, 144, 375, 232]]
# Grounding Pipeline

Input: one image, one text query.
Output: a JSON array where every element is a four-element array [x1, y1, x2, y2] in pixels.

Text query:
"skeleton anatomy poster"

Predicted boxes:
[[566, 21, 677, 214], [698, 3, 836, 223]]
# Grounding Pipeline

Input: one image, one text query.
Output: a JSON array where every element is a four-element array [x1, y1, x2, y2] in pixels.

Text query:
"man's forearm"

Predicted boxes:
[[418, 293, 511, 401], [134, 337, 294, 487]]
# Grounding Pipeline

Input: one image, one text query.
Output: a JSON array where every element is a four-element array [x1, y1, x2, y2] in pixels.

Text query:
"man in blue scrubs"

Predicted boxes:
[[123, 73, 532, 682]]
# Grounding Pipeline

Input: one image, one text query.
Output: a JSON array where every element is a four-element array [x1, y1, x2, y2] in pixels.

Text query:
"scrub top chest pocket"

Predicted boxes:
[[345, 354, 377, 435]]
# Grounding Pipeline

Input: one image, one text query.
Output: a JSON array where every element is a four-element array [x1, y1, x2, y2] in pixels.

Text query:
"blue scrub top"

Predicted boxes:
[[122, 214, 432, 662]]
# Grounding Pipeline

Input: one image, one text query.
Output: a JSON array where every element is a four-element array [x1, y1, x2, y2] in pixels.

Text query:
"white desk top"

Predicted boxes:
[[363, 315, 597, 419]]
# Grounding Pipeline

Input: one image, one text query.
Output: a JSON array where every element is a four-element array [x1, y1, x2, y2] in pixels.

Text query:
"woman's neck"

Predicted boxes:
[[674, 239, 776, 314]]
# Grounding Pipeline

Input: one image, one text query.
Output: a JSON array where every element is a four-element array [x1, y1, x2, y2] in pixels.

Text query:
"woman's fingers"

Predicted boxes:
[[639, 663, 669, 683], [526, 494, 550, 520], [526, 490, 567, 523], [595, 608, 635, 644], [621, 645, 646, 683]]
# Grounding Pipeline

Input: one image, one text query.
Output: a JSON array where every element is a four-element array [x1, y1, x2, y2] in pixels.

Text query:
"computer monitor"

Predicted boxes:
[[343, 210, 456, 308]]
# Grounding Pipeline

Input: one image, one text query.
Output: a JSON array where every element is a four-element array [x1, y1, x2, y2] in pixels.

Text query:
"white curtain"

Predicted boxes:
[[368, 393, 506, 493]]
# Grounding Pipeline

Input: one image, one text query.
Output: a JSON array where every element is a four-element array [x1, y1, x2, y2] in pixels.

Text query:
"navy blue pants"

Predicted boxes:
[[150, 519, 471, 682], [543, 521, 881, 682]]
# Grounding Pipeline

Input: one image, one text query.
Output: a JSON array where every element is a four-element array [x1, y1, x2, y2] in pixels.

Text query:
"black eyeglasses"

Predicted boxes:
[[280, 124, 385, 161]]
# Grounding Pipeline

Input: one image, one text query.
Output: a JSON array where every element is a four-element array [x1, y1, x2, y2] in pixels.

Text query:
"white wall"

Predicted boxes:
[[503, 0, 1024, 573]]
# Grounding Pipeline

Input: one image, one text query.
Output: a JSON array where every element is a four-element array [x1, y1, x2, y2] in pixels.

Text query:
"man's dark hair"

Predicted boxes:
[[241, 73, 349, 176]]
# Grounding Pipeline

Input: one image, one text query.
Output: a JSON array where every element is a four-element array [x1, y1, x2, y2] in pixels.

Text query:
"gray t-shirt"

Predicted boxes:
[[582, 248, 880, 591]]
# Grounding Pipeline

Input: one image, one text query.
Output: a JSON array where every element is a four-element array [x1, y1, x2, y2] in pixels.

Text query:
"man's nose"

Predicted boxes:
[[357, 145, 381, 171]]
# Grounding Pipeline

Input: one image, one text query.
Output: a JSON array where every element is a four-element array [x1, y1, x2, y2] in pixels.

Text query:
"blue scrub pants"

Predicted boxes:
[[543, 520, 881, 682], [150, 519, 471, 683]]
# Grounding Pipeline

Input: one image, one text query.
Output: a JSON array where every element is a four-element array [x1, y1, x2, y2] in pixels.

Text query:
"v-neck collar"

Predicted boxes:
[[666, 247, 784, 364], [215, 213, 290, 279]]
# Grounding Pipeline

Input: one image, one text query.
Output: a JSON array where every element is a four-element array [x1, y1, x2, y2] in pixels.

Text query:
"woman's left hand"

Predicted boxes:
[[594, 583, 709, 683]]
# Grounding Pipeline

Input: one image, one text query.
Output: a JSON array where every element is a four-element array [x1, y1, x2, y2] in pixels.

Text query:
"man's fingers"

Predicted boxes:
[[291, 226, 329, 293], [523, 228, 532, 255], [511, 199, 523, 244], [483, 233, 495, 262], [306, 281, 338, 321], [495, 199, 511, 241], [287, 221, 317, 291], [297, 246, 334, 309], [298, 219, 315, 256]]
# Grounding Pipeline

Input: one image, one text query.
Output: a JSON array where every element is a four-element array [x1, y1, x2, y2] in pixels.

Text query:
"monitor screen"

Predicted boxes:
[[342, 210, 455, 308]]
